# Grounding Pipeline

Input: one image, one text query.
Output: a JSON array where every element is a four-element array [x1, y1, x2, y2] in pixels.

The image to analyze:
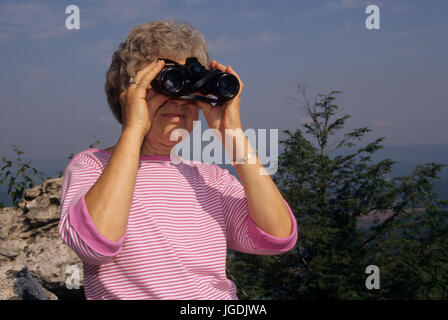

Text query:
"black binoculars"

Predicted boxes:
[[150, 57, 240, 104]]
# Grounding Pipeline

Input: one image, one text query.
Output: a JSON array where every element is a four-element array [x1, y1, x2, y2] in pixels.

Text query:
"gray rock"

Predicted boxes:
[[42, 178, 61, 199], [24, 201, 60, 229], [13, 266, 47, 300], [24, 185, 41, 200], [0, 240, 26, 259], [0, 177, 85, 300]]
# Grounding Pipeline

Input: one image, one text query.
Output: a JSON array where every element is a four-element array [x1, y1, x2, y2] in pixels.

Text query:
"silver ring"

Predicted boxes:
[[129, 77, 139, 86]]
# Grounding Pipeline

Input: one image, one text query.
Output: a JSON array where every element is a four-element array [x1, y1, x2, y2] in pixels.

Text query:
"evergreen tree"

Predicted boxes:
[[226, 84, 448, 299]]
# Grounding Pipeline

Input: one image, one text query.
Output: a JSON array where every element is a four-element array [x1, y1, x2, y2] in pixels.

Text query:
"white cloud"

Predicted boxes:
[[253, 31, 277, 45], [184, 0, 207, 4], [327, 0, 360, 10], [0, 31, 14, 41], [0, 0, 162, 41], [208, 31, 281, 54], [90, 0, 161, 23], [384, 28, 429, 39], [208, 35, 244, 53], [299, 0, 382, 18], [392, 4, 416, 13], [238, 10, 263, 19], [0, 1, 66, 41], [327, 19, 356, 37], [88, 39, 117, 66], [14, 65, 60, 87]]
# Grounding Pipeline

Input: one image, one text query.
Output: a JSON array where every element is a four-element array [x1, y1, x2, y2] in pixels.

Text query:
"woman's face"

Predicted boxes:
[[145, 58, 202, 147]]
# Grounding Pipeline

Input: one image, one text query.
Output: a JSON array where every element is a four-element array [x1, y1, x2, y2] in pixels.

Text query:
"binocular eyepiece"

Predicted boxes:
[[150, 57, 240, 104]]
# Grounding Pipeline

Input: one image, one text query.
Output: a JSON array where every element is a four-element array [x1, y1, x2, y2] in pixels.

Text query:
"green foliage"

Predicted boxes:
[[1, 135, 102, 208], [0, 144, 48, 208], [226, 84, 448, 299], [57, 134, 101, 178]]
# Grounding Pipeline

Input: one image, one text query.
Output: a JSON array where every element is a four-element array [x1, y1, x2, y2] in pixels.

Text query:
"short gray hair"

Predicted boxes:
[[105, 20, 210, 124]]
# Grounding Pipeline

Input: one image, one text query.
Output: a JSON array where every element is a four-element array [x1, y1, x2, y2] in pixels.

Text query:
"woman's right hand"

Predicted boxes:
[[119, 60, 170, 137]]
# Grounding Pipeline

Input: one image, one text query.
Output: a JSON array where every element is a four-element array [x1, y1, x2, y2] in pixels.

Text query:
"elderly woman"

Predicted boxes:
[[58, 20, 297, 300]]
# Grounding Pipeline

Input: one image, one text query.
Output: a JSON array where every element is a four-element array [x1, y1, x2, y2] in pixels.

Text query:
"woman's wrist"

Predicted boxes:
[[232, 149, 258, 166], [222, 129, 257, 165], [122, 126, 146, 143], [118, 128, 146, 158]]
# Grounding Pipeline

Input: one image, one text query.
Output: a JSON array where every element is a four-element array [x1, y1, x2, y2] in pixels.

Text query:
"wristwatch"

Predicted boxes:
[[231, 150, 258, 166]]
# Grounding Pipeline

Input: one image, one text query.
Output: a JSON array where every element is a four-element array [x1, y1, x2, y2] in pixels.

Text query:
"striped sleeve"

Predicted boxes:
[[58, 151, 126, 265], [218, 167, 298, 255]]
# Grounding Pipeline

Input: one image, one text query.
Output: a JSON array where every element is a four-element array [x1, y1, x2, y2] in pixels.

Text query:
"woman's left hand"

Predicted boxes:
[[196, 60, 244, 142]]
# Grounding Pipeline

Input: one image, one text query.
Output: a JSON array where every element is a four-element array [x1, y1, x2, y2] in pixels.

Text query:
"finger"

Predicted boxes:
[[133, 60, 159, 82], [128, 60, 164, 93], [225, 65, 239, 78], [210, 61, 243, 97], [132, 60, 165, 98], [212, 61, 242, 87], [138, 60, 164, 86], [127, 61, 158, 95], [210, 59, 227, 72], [227, 65, 244, 90]]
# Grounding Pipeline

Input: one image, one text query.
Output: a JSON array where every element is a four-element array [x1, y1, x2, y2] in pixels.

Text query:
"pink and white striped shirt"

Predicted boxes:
[[58, 148, 298, 300]]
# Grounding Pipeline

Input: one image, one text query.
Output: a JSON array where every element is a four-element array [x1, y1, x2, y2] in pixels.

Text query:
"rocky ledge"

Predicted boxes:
[[0, 178, 84, 300]]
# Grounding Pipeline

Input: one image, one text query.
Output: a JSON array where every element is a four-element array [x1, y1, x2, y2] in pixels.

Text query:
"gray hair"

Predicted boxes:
[[104, 20, 210, 124]]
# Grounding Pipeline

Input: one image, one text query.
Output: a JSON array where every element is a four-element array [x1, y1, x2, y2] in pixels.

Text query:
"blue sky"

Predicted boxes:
[[0, 0, 447, 159]]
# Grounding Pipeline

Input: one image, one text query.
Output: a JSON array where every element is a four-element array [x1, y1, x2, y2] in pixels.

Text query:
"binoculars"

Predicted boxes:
[[150, 57, 240, 104]]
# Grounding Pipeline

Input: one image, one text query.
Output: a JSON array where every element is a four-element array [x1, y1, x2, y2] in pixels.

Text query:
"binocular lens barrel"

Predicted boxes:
[[151, 57, 240, 102], [160, 68, 185, 94], [216, 74, 240, 99]]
